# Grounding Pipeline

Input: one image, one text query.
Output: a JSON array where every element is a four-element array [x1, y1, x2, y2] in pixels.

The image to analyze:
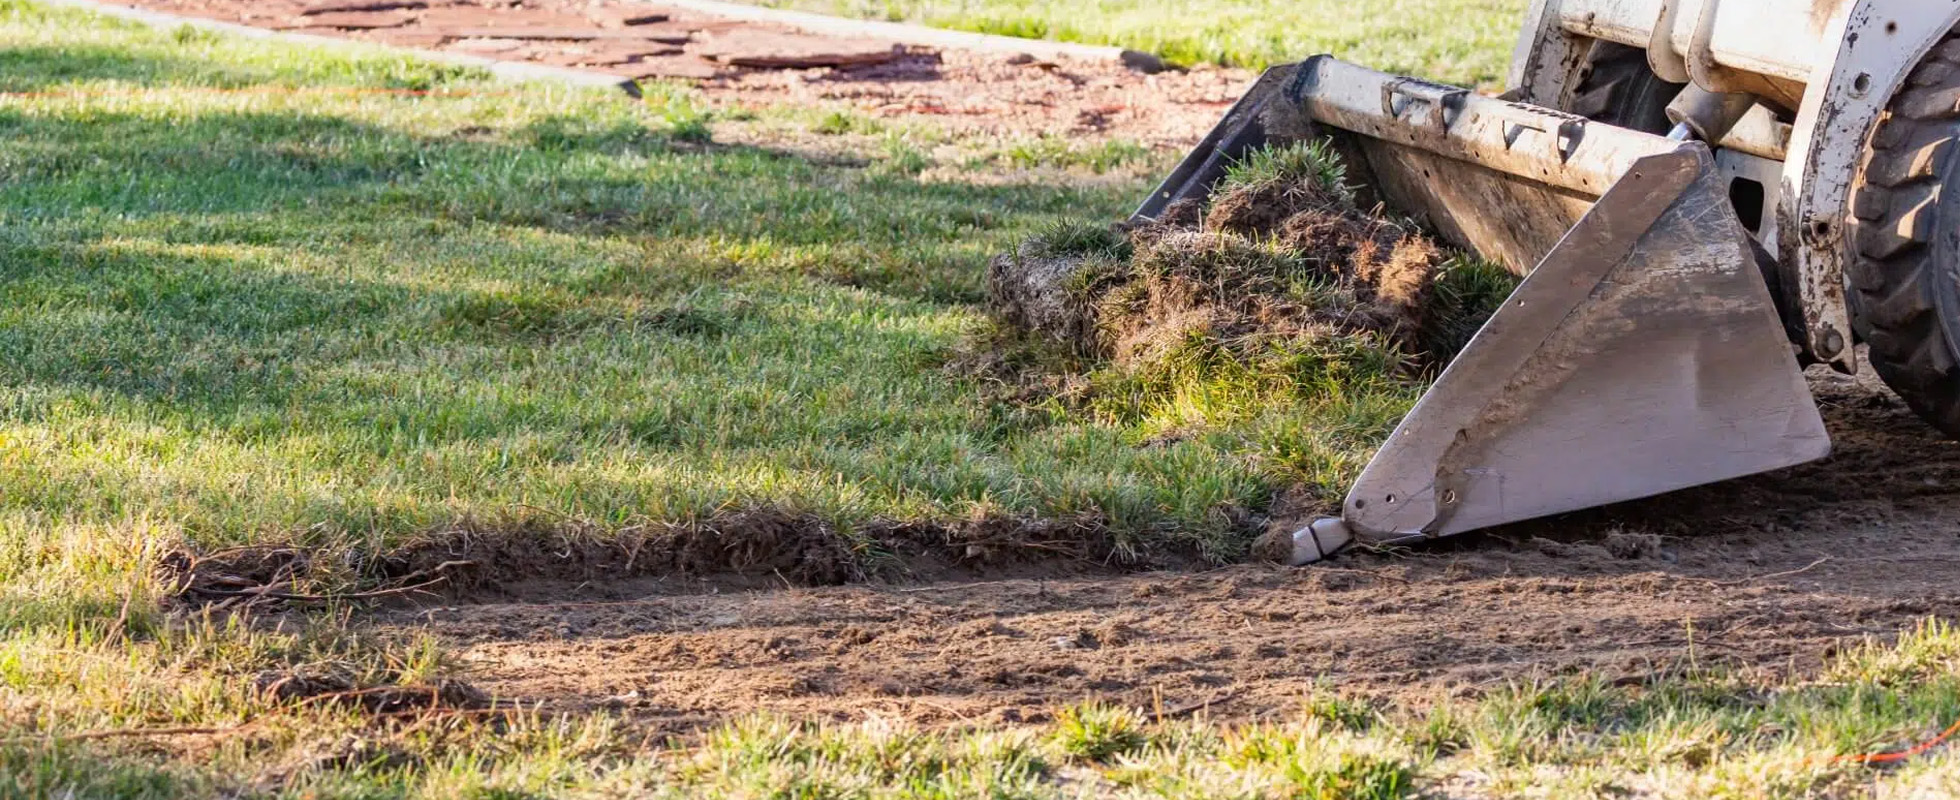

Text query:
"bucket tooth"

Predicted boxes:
[[1342, 146, 1831, 543]]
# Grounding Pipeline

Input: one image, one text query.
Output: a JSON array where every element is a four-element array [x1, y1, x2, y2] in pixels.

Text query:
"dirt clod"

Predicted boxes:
[[1604, 531, 1664, 560], [1248, 526, 1298, 564], [1532, 537, 1613, 561], [256, 669, 489, 713]]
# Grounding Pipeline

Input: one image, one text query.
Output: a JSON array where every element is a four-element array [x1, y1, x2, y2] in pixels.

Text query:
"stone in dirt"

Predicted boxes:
[[695, 29, 904, 68], [386, 392, 1960, 733], [278, 9, 412, 28], [299, 0, 422, 13], [537, 42, 686, 67], [618, 55, 723, 79], [1118, 49, 1167, 74], [444, 36, 525, 54], [414, 7, 588, 28], [585, 7, 670, 28]]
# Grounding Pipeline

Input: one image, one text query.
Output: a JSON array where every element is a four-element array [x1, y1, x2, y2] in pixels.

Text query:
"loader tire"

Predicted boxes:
[[1848, 35, 1960, 437]]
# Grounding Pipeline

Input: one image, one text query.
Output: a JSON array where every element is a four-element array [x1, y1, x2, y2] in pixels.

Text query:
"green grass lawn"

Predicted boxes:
[[0, 0, 1396, 574], [9, 3, 1960, 798], [743, 0, 1529, 85]]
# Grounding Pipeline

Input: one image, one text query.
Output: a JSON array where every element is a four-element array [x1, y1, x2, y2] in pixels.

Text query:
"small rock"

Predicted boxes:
[[622, 57, 724, 81], [1091, 621, 1135, 647], [277, 9, 412, 28], [1119, 49, 1166, 74], [299, 0, 424, 14], [1049, 630, 1098, 650], [586, 9, 670, 28]]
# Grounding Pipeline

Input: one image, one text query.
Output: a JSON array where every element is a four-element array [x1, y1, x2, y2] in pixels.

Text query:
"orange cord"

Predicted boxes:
[[1829, 716, 1960, 766]]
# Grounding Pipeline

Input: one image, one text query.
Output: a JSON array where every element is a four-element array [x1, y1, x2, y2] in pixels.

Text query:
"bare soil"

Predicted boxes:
[[124, 0, 1253, 147], [117, 0, 1960, 735], [367, 369, 1960, 733]]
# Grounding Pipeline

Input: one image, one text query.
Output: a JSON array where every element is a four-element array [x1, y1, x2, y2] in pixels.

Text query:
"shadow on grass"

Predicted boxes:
[[0, 743, 204, 799], [0, 103, 1102, 396], [0, 37, 485, 93], [0, 56, 1193, 549]]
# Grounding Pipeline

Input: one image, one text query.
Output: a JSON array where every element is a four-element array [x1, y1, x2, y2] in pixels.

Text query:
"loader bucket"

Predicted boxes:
[[1136, 57, 1832, 562], [1309, 146, 1831, 556]]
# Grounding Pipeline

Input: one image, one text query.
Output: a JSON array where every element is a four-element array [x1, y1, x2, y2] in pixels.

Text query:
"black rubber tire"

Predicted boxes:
[[1566, 42, 1682, 134], [1848, 34, 1960, 437]]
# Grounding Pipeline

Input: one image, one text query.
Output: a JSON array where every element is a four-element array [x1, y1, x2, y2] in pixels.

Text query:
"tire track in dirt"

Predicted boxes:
[[375, 368, 1960, 732]]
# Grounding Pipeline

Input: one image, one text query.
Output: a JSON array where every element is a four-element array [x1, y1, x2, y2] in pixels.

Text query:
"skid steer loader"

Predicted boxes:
[[1134, 0, 1960, 564]]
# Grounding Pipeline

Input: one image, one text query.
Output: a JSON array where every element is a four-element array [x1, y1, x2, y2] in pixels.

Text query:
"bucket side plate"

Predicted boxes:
[[1343, 147, 1830, 542]]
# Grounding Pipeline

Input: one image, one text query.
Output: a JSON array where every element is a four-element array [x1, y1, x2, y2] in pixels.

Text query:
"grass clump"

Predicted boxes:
[[1294, 752, 1418, 800], [998, 134, 1153, 174], [1219, 137, 1355, 206], [1023, 218, 1133, 261], [812, 108, 885, 136], [984, 141, 1517, 548], [1053, 702, 1151, 761]]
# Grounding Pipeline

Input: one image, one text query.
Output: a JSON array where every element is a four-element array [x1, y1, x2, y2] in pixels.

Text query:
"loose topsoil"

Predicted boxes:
[[385, 369, 1960, 732], [113, 0, 1960, 734], [116, 0, 1253, 147], [362, 165, 1960, 732]]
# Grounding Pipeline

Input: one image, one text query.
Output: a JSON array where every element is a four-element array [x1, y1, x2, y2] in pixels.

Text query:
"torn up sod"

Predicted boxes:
[[979, 141, 1517, 560]]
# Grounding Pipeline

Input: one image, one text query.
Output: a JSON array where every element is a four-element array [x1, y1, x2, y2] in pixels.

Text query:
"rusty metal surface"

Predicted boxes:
[[1341, 148, 1830, 541]]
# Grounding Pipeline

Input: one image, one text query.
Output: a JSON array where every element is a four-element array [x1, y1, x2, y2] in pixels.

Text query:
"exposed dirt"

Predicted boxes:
[[117, 0, 1960, 737], [366, 368, 1960, 733], [122, 0, 1253, 147], [163, 507, 1151, 612]]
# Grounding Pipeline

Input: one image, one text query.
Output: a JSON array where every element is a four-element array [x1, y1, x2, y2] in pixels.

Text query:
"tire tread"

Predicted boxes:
[[1850, 30, 1960, 436]]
